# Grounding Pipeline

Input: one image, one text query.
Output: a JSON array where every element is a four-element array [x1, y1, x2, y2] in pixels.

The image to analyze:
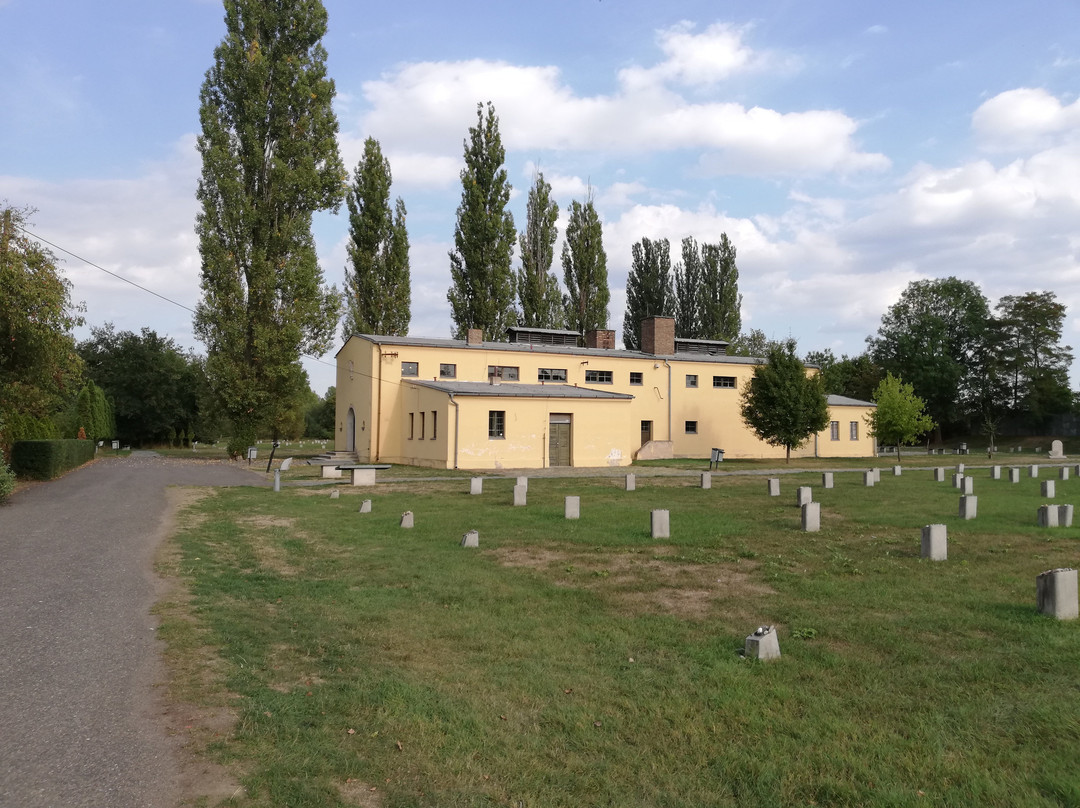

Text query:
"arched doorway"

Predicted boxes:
[[346, 407, 356, 453]]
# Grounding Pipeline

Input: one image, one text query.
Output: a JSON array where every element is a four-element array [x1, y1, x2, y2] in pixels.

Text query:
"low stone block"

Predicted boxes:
[[329, 489, 340, 499], [956, 463, 965, 475], [1010, 468, 1020, 483], [701, 472, 712, 489], [517, 476, 529, 491], [796, 486, 812, 507], [565, 496, 580, 519], [952, 473, 965, 489], [962, 476, 974, 495], [1039, 504, 1059, 527], [625, 473, 636, 491], [400, 511, 414, 528], [801, 502, 820, 532], [1059, 504, 1074, 527], [822, 472, 834, 489], [1042, 480, 1056, 498], [651, 509, 670, 539], [864, 471, 875, 487], [934, 467, 945, 482], [470, 477, 483, 495], [349, 467, 376, 486], [744, 626, 780, 661], [893, 465, 902, 476], [767, 478, 780, 497], [1030, 465, 1040, 478], [461, 530, 479, 548], [273, 470, 281, 493], [1037, 568, 1079, 620], [321, 465, 342, 479], [873, 468, 881, 482], [921, 524, 947, 561], [359, 499, 371, 513], [1060, 467, 1070, 481], [513, 485, 527, 507], [959, 495, 977, 520], [990, 466, 1001, 480]]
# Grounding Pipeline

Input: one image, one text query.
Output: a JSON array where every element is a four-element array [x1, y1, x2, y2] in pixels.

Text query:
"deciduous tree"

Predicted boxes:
[[447, 102, 517, 340], [864, 373, 935, 462], [343, 137, 410, 338], [622, 237, 673, 351], [701, 234, 741, 341], [517, 171, 562, 329], [194, 0, 344, 457], [993, 291, 1073, 425], [673, 237, 703, 339], [562, 194, 609, 339]]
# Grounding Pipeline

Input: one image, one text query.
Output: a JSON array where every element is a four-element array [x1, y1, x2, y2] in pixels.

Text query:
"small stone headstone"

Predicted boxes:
[[701, 472, 712, 489], [650, 509, 670, 539], [893, 465, 902, 476], [400, 511, 414, 528], [1038, 504, 1059, 528], [921, 524, 947, 561], [517, 476, 528, 491], [744, 625, 780, 661], [1060, 467, 1070, 481], [565, 496, 580, 519], [329, 489, 340, 499], [1059, 504, 1074, 527], [962, 476, 974, 495], [801, 502, 820, 532], [873, 467, 881, 482], [1042, 480, 1056, 499], [1050, 440, 1066, 459], [864, 470, 875, 487], [273, 469, 281, 492], [359, 499, 371, 513], [1037, 568, 1078, 619], [1036, 447, 1042, 454], [956, 463, 965, 475], [470, 477, 483, 495], [625, 473, 636, 491], [959, 495, 977, 520], [461, 530, 479, 548], [822, 472, 834, 489], [990, 466, 1001, 480], [1030, 465, 1040, 478], [279, 457, 293, 471], [952, 473, 965, 489], [796, 486, 812, 506], [1009, 468, 1020, 483], [513, 485, 527, 507], [934, 467, 945, 482], [767, 478, 780, 497]]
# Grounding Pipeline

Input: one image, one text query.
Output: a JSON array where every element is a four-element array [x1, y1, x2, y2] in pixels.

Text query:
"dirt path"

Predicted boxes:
[[0, 453, 263, 808]]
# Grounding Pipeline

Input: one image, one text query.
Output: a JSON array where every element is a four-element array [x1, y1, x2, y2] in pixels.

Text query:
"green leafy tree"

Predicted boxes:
[[447, 102, 517, 340], [562, 195, 609, 339], [701, 234, 741, 341], [674, 237, 703, 339], [865, 373, 935, 462], [730, 328, 784, 358], [740, 340, 829, 463], [343, 137, 410, 338], [867, 278, 991, 438], [622, 237, 674, 350], [517, 171, 562, 329], [305, 385, 336, 439], [805, 349, 883, 402], [193, 0, 344, 458], [0, 205, 84, 459]]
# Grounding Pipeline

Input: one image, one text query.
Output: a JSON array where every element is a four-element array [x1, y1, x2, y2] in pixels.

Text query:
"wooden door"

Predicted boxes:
[[640, 420, 652, 448], [549, 415, 572, 466]]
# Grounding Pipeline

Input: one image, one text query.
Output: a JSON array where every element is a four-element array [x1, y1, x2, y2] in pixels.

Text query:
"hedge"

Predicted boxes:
[[11, 439, 97, 481]]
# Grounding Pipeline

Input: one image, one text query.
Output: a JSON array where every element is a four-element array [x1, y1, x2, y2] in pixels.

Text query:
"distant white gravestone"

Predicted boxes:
[[1049, 440, 1066, 459]]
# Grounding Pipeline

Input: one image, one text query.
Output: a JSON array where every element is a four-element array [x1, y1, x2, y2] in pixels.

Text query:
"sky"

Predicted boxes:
[[3, 0, 1080, 396]]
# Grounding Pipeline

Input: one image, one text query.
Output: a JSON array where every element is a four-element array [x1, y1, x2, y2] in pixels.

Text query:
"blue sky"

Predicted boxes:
[[3, 0, 1080, 395]]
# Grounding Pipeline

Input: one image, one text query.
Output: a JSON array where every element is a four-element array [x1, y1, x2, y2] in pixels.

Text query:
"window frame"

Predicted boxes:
[[629, 371, 644, 386], [439, 363, 456, 379], [408, 412, 414, 440], [830, 420, 840, 441], [686, 374, 699, 388], [488, 410, 506, 439], [401, 361, 419, 377], [537, 367, 568, 382], [850, 421, 859, 441], [712, 376, 736, 389], [487, 365, 519, 381], [685, 420, 698, 434], [584, 369, 613, 384], [431, 411, 437, 440]]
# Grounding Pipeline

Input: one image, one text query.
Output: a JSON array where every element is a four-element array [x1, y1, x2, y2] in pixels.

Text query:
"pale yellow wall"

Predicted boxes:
[[335, 339, 377, 459], [806, 406, 878, 458]]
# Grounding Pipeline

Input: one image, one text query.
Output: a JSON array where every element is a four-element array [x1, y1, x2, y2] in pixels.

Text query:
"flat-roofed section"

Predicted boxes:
[[506, 326, 582, 346], [407, 380, 634, 399]]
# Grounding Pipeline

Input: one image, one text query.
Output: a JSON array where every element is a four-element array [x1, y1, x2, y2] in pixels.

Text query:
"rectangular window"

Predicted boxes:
[[630, 372, 643, 386], [488, 410, 505, 439], [408, 412, 414, 440], [487, 365, 519, 381], [830, 420, 839, 441], [686, 374, 698, 388], [439, 363, 456, 379], [850, 421, 859, 440], [585, 369, 613, 384], [431, 411, 437, 440], [401, 361, 418, 377], [713, 376, 736, 388], [419, 412, 426, 440], [685, 420, 698, 434], [537, 368, 567, 382]]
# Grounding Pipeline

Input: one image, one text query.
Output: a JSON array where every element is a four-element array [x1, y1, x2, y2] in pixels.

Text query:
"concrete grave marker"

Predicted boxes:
[[1060, 467, 1070, 481], [1049, 440, 1066, 459], [1030, 465, 1040, 478], [990, 466, 1001, 480], [767, 478, 780, 497], [934, 468, 945, 482], [701, 472, 712, 489], [1037, 568, 1078, 620], [400, 511, 414, 528], [744, 625, 780, 661], [359, 500, 372, 513], [893, 465, 902, 476], [517, 476, 529, 491], [321, 465, 342, 479], [822, 472, 834, 489], [952, 473, 965, 489], [470, 477, 483, 495], [565, 496, 580, 519], [873, 467, 881, 482], [797, 486, 812, 506], [461, 530, 479, 548], [1038, 505, 1059, 527], [329, 489, 340, 499], [651, 509, 670, 539], [864, 471, 875, 487], [625, 474, 636, 491], [273, 469, 281, 492], [962, 476, 974, 495], [1042, 480, 1056, 498], [956, 463, 965, 475], [801, 502, 820, 532], [1059, 504, 1074, 527], [1010, 468, 1021, 483], [279, 457, 293, 471], [921, 524, 947, 561], [959, 495, 978, 520], [513, 485, 527, 506]]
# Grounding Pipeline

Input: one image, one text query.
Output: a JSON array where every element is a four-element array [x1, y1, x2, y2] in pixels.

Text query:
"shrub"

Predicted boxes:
[[11, 439, 96, 480], [0, 461, 15, 503]]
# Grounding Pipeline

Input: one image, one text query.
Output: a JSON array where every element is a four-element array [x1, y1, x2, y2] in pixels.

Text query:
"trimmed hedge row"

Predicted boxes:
[[11, 440, 97, 480]]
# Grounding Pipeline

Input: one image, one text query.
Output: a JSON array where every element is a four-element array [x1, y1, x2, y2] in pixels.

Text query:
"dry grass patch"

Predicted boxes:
[[337, 779, 385, 807]]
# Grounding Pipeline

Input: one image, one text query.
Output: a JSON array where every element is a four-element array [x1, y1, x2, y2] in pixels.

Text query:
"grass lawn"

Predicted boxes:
[[158, 464, 1080, 807]]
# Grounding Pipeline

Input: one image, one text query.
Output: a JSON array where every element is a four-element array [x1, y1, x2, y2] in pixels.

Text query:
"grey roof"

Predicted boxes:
[[406, 380, 634, 400], [827, 394, 876, 407], [342, 333, 768, 366]]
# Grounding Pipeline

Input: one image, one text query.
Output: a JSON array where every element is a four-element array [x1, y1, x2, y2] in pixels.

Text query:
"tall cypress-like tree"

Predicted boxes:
[[701, 233, 741, 341], [447, 102, 517, 340], [622, 237, 674, 350], [674, 237, 703, 339], [343, 137, 410, 339], [516, 171, 562, 329], [194, 0, 344, 457], [562, 195, 610, 339]]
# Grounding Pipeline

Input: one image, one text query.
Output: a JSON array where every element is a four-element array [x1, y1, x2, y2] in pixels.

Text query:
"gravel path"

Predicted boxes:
[[0, 453, 263, 808]]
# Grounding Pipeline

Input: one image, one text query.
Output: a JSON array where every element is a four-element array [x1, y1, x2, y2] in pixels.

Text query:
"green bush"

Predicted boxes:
[[11, 439, 96, 480], [0, 461, 15, 503]]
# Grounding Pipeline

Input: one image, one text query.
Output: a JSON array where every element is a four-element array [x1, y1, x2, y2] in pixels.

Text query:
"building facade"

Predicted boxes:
[[335, 317, 876, 469]]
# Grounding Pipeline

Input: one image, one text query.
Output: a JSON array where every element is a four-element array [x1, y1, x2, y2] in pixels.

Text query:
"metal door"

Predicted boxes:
[[549, 415, 571, 466], [640, 420, 653, 447]]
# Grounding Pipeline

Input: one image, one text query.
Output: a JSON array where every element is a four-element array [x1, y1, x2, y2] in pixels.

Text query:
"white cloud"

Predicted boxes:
[[973, 87, 1080, 152]]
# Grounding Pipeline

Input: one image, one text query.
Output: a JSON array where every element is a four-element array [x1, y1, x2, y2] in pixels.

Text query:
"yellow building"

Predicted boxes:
[[335, 317, 876, 469]]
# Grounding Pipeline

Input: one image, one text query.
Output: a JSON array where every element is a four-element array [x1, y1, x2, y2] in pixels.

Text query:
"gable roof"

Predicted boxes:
[[827, 394, 876, 407]]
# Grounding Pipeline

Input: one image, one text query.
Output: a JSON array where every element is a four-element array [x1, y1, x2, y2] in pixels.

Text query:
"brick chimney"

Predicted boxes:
[[466, 328, 483, 346], [640, 316, 675, 355], [585, 329, 616, 349]]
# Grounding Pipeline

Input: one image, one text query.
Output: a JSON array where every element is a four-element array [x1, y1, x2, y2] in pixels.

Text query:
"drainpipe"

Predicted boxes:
[[449, 393, 460, 469], [663, 359, 673, 440], [373, 340, 383, 462]]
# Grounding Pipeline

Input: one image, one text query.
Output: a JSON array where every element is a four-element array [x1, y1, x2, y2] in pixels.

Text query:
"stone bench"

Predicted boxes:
[[337, 464, 391, 486]]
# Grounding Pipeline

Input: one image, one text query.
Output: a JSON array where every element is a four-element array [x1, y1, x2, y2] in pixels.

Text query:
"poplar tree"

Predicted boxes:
[[343, 137, 410, 338], [622, 237, 674, 350], [447, 102, 517, 340], [701, 233, 741, 341], [673, 237, 704, 338], [516, 171, 562, 329], [194, 0, 344, 457], [562, 195, 609, 339]]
